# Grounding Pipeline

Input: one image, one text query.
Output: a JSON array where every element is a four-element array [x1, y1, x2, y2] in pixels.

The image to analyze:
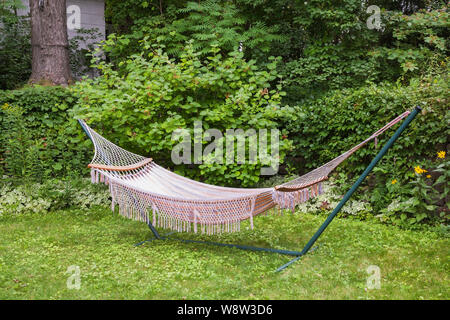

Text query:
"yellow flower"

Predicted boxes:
[[437, 151, 446, 159], [426, 174, 431, 178], [414, 166, 427, 175], [391, 179, 397, 184]]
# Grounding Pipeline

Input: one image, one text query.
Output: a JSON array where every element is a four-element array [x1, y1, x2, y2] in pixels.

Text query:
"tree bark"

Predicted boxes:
[[29, 0, 72, 86]]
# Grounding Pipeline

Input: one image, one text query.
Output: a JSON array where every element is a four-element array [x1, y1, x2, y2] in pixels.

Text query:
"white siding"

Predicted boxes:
[[19, 0, 105, 48]]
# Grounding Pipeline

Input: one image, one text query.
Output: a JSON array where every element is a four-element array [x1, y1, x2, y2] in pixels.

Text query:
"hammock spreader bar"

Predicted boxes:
[[78, 118, 163, 240], [78, 106, 421, 272]]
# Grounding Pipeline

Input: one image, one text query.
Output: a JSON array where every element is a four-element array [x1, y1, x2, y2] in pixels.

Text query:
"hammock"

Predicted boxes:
[[78, 111, 411, 235]]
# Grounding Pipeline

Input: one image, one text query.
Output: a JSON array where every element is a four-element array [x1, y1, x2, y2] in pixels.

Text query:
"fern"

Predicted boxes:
[[151, 0, 281, 58]]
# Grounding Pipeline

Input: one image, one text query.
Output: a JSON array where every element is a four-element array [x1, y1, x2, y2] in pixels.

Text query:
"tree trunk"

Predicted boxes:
[[29, 0, 72, 86]]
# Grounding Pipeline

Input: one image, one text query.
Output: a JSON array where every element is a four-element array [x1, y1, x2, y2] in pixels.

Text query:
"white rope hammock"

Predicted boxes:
[[79, 111, 410, 234]]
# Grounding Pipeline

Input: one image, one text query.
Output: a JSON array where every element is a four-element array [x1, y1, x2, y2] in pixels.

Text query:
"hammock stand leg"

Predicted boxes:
[[275, 106, 421, 272], [133, 230, 177, 246], [147, 222, 161, 239], [133, 209, 185, 246]]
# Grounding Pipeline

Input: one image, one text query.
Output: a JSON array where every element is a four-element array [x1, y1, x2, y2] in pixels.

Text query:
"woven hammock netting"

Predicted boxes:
[[82, 111, 410, 235]]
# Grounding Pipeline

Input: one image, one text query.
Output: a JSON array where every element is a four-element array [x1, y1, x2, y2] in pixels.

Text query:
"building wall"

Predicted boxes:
[[19, 0, 105, 49]]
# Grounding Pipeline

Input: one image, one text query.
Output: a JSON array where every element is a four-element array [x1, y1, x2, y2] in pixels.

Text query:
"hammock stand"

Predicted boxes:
[[78, 106, 421, 272]]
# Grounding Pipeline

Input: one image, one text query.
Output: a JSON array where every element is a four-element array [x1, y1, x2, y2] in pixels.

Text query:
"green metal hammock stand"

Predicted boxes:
[[78, 106, 421, 272]]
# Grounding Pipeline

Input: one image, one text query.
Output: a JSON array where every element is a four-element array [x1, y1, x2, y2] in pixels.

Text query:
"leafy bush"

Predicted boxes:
[[72, 42, 293, 186], [280, 3, 449, 102], [283, 70, 448, 227], [280, 0, 384, 101], [0, 86, 91, 181], [104, 0, 290, 66], [0, 103, 45, 179], [292, 178, 375, 220], [0, 2, 31, 90], [0, 178, 111, 216], [285, 74, 448, 175], [376, 153, 449, 227], [104, 0, 283, 64], [371, 7, 449, 80]]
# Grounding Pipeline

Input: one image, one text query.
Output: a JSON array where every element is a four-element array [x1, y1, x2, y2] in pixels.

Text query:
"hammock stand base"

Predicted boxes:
[[130, 106, 421, 272], [134, 223, 313, 257], [134, 223, 320, 272]]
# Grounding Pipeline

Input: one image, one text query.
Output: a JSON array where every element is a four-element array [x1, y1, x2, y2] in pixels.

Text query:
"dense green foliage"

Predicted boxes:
[[0, 86, 91, 181], [103, 0, 283, 63], [72, 43, 292, 186], [283, 69, 448, 227], [0, 0, 449, 303], [104, 1, 449, 100], [280, 1, 449, 101], [285, 76, 448, 174], [0, 178, 110, 215], [0, 1, 31, 90]]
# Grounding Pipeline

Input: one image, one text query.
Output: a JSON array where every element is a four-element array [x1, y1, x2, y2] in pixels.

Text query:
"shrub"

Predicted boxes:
[[371, 7, 449, 81], [0, 86, 91, 181], [283, 71, 448, 227], [280, 5, 449, 102], [103, 1, 283, 63], [0, 103, 44, 179], [72, 42, 293, 187], [0, 4, 31, 90], [0, 177, 111, 216], [285, 75, 448, 175], [376, 153, 449, 228]]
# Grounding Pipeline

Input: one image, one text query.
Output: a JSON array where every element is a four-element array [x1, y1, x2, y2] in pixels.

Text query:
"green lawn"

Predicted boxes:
[[0, 207, 448, 299]]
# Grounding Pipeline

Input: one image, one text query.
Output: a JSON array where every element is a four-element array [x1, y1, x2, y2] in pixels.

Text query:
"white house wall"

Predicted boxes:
[[19, 0, 105, 49]]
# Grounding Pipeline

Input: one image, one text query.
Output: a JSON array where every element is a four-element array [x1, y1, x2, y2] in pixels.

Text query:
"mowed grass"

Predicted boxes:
[[0, 207, 448, 300]]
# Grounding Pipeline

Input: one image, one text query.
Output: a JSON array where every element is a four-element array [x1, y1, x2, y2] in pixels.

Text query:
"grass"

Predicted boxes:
[[0, 206, 448, 300]]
